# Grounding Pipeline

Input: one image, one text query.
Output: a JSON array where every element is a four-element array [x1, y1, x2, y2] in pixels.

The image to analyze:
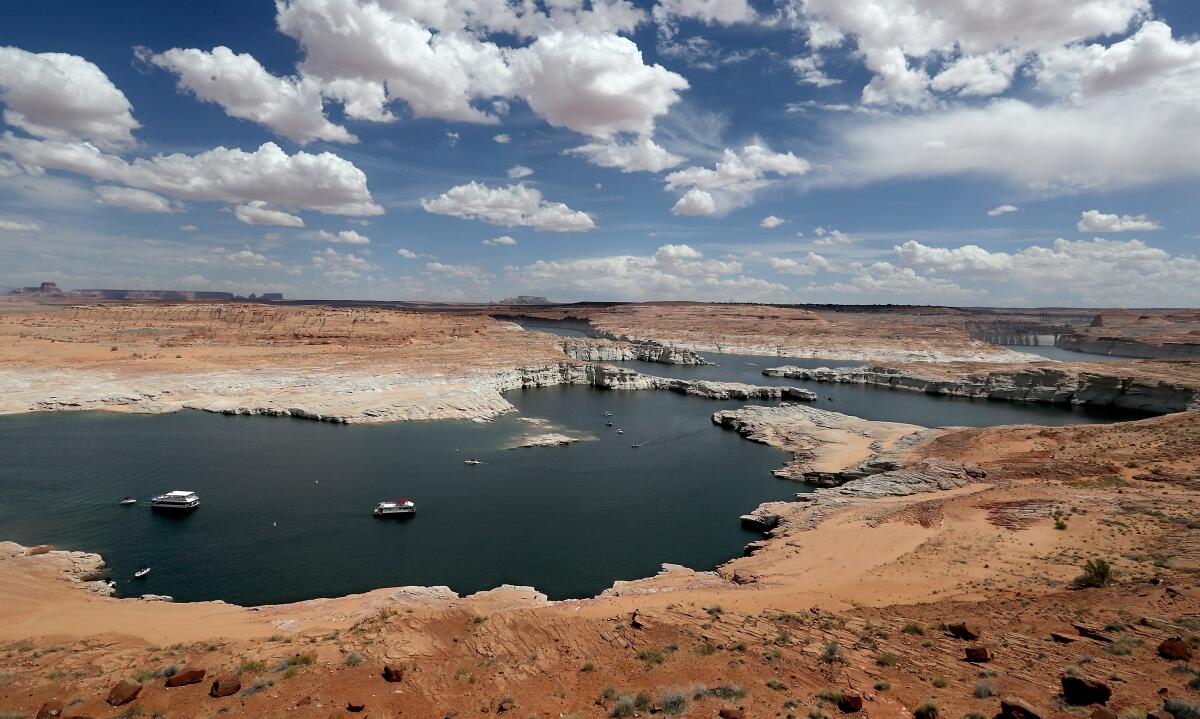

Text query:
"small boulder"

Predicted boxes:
[[1061, 675, 1111, 706], [1157, 638, 1193, 661], [382, 663, 405, 682], [837, 690, 864, 713], [719, 709, 746, 719], [1000, 696, 1043, 719], [497, 698, 515, 713], [35, 700, 64, 718], [948, 621, 982, 640], [165, 666, 206, 687], [105, 680, 142, 706], [1090, 708, 1118, 719], [347, 699, 366, 712], [965, 645, 993, 663], [209, 673, 241, 698]]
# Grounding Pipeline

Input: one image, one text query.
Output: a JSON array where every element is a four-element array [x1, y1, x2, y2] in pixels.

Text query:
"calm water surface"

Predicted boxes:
[[0, 333, 1151, 605]]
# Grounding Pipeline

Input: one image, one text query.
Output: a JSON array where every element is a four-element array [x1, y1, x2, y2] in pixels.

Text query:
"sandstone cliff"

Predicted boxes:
[[557, 338, 709, 365], [763, 364, 1200, 414]]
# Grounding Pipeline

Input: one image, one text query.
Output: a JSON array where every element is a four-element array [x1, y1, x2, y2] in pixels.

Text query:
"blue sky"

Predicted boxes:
[[1, 0, 1198, 305]]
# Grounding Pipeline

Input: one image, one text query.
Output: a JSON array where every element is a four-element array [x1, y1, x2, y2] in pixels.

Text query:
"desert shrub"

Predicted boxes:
[[238, 659, 266, 674], [637, 647, 665, 667], [1074, 559, 1113, 588], [608, 695, 636, 719], [874, 680, 891, 692], [659, 689, 689, 715], [710, 685, 748, 700], [275, 653, 313, 671], [817, 689, 843, 703], [344, 651, 363, 667], [767, 679, 787, 690], [820, 641, 845, 664], [241, 677, 274, 697], [1105, 637, 1142, 656], [579, 662, 594, 672], [932, 677, 948, 688], [902, 622, 926, 636], [974, 680, 998, 698], [876, 651, 899, 667], [1164, 698, 1200, 719], [915, 700, 939, 719]]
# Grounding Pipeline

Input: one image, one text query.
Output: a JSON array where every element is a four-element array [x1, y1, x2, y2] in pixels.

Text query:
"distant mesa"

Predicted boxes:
[[6, 282, 283, 303], [498, 295, 553, 305]]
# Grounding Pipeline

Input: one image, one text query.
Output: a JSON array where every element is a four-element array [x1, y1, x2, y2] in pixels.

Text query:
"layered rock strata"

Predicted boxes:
[[764, 364, 1200, 414], [557, 338, 709, 365]]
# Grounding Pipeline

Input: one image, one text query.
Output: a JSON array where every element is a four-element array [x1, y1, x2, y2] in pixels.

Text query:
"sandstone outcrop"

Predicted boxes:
[[557, 338, 709, 365], [210, 674, 240, 698], [510, 432, 590, 448], [764, 364, 1200, 414], [165, 667, 206, 687], [105, 680, 141, 706], [0, 542, 113, 596]]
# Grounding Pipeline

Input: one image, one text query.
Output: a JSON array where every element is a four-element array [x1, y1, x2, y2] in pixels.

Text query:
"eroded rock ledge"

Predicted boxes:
[[763, 363, 1200, 414], [0, 361, 816, 425], [557, 338, 709, 365]]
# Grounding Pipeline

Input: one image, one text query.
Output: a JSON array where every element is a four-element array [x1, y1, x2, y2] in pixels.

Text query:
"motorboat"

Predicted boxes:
[[616, 428, 624, 434], [150, 490, 199, 512], [631, 443, 642, 448], [464, 458, 482, 465], [373, 499, 416, 517], [603, 411, 612, 417], [605, 421, 614, 427], [119, 497, 137, 506], [133, 567, 151, 579]]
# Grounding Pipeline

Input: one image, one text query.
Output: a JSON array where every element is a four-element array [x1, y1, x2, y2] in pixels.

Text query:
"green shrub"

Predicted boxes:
[[710, 685, 747, 700], [902, 622, 926, 635], [1073, 559, 1112, 588], [241, 677, 274, 697], [238, 659, 267, 674], [974, 679, 998, 698], [767, 679, 787, 690], [344, 651, 363, 667], [637, 647, 666, 667], [874, 680, 891, 692], [876, 651, 899, 667]]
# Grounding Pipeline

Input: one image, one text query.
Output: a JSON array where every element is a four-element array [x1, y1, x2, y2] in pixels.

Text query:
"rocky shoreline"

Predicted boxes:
[[0, 361, 816, 424], [763, 363, 1200, 414], [557, 338, 710, 365]]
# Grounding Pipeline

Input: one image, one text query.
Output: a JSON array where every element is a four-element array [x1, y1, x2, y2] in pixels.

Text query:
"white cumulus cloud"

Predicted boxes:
[[96, 185, 179, 214], [565, 136, 685, 173], [483, 235, 518, 246], [316, 229, 370, 244], [665, 144, 810, 215], [421, 181, 594, 232], [0, 47, 139, 149], [760, 215, 786, 228], [235, 200, 305, 227], [987, 204, 1019, 216], [1077, 209, 1161, 232]]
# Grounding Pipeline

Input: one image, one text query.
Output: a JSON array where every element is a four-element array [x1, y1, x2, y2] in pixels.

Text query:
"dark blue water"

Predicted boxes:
[[0, 332, 1152, 606], [0, 388, 795, 606]]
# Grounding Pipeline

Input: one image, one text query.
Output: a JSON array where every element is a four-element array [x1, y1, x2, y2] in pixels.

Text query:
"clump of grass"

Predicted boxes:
[[579, 662, 594, 672], [637, 647, 666, 667], [690, 683, 708, 700], [819, 641, 845, 665], [344, 651, 363, 667], [876, 651, 899, 667], [1104, 637, 1142, 656], [973, 679, 998, 698], [874, 680, 891, 692], [914, 700, 939, 719], [932, 677, 948, 688], [706, 605, 724, 617], [817, 689, 843, 703], [1073, 558, 1113, 588], [695, 642, 718, 656], [238, 659, 267, 674], [241, 677, 274, 697], [659, 689, 689, 715], [902, 621, 926, 636], [1055, 519, 1069, 530], [710, 685, 747, 700], [275, 653, 313, 672], [767, 679, 787, 690]]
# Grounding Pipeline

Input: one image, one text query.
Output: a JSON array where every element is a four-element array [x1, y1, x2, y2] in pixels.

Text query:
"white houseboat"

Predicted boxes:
[[150, 490, 200, 511], [373, 498, 416, 517]]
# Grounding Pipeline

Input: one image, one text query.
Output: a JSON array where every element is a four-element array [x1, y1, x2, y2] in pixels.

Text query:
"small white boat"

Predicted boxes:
[[373, 499, 416, 517], [150, 490, 200, 512], [631, 443, 642, 448], [616, 428, 624, 434], [464, 458, 482, 465], [119, 497, 137, 506], [603, 411, 612, 417], [133, 567, 151, 579]]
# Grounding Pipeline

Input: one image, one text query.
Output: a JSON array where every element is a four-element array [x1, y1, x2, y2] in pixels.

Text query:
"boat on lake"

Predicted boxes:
[[464, 458, 482, 465], [373, 498, 416, 517], [616, 428, 624, 434], [603, 411, 612, 417], [632, 442, 642, 448], [133, 567, 150, 579], [119, 497, 137, 506], [150, 490, 200, 511]]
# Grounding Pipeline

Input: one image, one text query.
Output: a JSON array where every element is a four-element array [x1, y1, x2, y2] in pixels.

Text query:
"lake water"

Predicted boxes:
[[0, 333, 1151, 605]]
